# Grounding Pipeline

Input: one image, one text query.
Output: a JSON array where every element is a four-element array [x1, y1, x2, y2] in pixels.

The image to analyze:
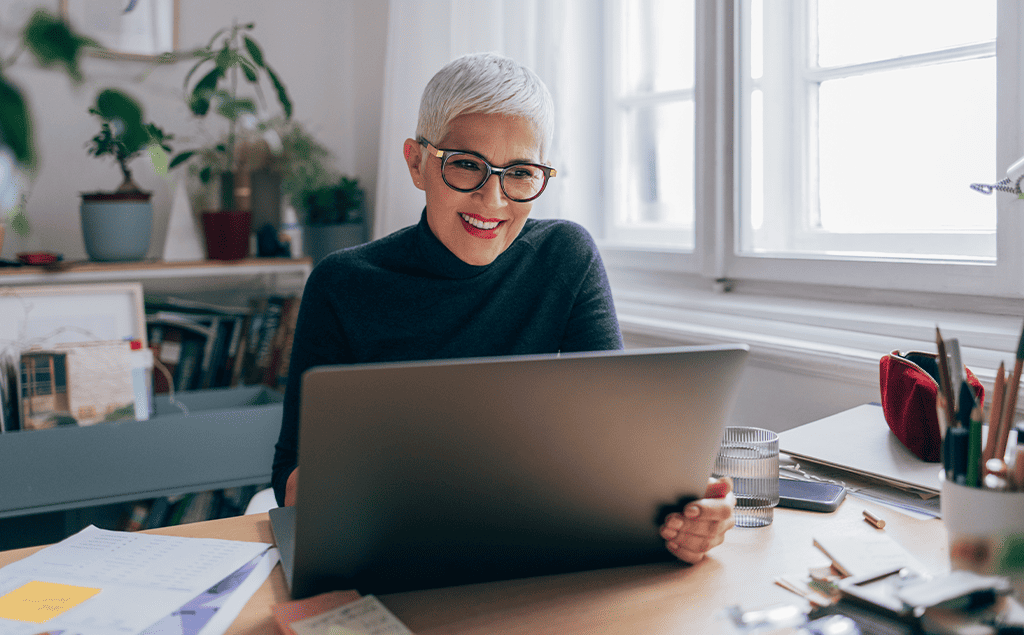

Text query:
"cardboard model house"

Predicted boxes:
[[20, 340, 135, 430]]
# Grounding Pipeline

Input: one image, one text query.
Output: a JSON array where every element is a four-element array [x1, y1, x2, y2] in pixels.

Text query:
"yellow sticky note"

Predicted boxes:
[[0, 581, 101, 623]]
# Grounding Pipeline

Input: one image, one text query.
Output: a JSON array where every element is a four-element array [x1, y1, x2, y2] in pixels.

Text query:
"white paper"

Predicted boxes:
[[290, 595, 413, 635], [139, 547, 279, 635], [0, 525, 271, 635]]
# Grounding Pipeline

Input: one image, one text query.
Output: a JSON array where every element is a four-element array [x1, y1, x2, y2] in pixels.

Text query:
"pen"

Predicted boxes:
[[949, 426, 969, 485]]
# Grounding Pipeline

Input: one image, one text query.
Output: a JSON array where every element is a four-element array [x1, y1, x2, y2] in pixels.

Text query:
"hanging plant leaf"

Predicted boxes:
[[0, 77, 34, 169], [22, 10, 93, 83]]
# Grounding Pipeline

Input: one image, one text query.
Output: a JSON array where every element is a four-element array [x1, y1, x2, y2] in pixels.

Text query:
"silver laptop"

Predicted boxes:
[[270, 344, 748, 598]]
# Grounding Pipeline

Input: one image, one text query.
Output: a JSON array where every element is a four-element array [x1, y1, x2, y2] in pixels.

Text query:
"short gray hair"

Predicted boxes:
[[416, 52, 554, 160]]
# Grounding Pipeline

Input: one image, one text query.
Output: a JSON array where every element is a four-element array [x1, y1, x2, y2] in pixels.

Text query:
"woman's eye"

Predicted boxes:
[[450, 159, 482, 171], [509, 168, 537, 180]]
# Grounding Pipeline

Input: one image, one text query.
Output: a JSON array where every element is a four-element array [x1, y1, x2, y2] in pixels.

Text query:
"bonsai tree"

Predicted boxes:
[[87, 89, 172, 194], [169, 21, 292, 209], [304, 176, 365, 225]]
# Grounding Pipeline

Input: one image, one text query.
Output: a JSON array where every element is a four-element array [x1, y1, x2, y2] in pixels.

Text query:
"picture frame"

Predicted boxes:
[[0, 283, 146, 432], [60, 0, 180, 61], [0, 282, 146, 352]]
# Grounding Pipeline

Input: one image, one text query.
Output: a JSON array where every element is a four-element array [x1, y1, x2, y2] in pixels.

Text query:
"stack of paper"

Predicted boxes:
[[0, 525, 278, 635]]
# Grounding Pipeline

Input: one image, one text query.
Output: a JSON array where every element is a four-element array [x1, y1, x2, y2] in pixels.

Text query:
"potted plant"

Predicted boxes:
[[169, 21, 292, 260], [302, 175, 367, 264], [81, 89, 172, 261]]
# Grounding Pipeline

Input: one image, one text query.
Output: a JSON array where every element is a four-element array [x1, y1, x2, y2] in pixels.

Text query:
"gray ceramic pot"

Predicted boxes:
[[80, 191, 152, 261]]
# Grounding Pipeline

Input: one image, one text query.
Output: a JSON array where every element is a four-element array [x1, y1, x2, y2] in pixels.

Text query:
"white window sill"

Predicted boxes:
[[609, 274, 1023, 392]]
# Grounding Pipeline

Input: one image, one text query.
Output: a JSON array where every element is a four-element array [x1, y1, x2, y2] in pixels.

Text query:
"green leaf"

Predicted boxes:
[[189, 68, 221, 116], [243, 36, 265, 67], [240, 62, 257, 83], [168, 150, 195, 169], [148, 144, 169, 175], [215, 43, 233, 73], [266, 66, 292, 119], [199, 165, 212, 183], [10, 207, 29, 236], [0, 77, 34, 169], [216, 97, 255, 121], [95, 89, 143, 124], [22, 10, 88, 83]]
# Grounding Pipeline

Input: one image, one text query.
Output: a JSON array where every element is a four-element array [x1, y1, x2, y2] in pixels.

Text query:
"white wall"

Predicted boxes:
[[0, 0, 388, 262]]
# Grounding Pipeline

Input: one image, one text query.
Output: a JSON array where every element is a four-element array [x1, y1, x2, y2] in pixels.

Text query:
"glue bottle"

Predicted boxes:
[[281, 205, 303, 259], [129, 340, 154, 420]]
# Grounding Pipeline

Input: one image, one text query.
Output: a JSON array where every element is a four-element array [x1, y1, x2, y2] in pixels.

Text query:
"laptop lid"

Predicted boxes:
[[278, 344, 748, 598]]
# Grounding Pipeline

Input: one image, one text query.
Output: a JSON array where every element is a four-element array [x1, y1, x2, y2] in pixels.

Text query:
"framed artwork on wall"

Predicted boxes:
[[60, 0, 179, 60]]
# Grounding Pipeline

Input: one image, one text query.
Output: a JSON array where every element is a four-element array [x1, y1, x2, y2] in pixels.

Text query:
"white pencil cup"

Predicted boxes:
[[941, 478, 1024, 598]]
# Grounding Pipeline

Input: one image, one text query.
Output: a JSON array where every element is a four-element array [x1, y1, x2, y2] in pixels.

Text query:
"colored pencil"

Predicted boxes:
[[936, 327, 957, 428], [995, 319, 1024, 462], [983, 361, 1005, 465]]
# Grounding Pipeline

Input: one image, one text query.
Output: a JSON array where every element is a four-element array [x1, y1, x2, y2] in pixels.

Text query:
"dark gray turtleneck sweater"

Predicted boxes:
[[272, 212, 623, 504]]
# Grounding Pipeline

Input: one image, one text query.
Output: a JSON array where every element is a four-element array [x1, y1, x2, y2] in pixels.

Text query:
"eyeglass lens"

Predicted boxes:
[[443, 154, 547, 201]]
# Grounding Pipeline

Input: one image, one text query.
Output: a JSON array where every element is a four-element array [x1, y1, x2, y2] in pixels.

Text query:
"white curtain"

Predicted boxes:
[[373, 0, 605, 240]]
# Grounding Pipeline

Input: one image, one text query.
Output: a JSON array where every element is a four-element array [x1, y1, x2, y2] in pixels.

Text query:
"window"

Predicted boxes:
[[603, 0, 1024, 301], [740, 0, 997, 260], [606, 0, 697, 249]]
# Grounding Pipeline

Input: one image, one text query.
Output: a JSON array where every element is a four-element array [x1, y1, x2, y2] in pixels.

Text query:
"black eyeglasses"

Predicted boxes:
[[417, 138, 556, 203]]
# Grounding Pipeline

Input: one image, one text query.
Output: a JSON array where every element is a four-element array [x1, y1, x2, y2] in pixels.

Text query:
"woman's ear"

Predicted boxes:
[[404, 138, 425, 191]]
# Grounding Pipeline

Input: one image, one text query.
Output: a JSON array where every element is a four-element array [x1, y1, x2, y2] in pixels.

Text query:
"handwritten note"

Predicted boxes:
[[0, 581, 100, 623], [290, 595, 413, 635]]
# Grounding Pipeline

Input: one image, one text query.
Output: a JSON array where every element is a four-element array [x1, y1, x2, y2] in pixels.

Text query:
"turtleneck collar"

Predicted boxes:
[[413, 209, 519, 280]]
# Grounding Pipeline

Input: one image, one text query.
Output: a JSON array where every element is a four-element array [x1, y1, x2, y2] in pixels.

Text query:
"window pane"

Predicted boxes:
[[621, 0, 695, 93], [618, 101, 695, 234], [818, 58, 996, 234], [816, 0, 996, 67]]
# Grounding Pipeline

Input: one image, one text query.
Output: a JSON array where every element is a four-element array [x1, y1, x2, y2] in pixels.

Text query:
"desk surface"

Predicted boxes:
[[0, 499, 949, 634]]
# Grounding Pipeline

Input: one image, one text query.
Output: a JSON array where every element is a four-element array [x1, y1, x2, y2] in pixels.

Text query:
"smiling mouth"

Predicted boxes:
[[460, 213, 502, 230]]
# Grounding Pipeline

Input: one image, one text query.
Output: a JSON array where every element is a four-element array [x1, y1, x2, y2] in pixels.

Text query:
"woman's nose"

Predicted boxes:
[[475, 172, 508, 207]]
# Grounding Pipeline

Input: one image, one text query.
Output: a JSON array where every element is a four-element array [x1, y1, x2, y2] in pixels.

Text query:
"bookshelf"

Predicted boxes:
[[0, 258, 312, 542]]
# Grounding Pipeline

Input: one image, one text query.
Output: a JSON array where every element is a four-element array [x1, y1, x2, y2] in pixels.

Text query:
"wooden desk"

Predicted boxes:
[[0, 500, 949, 634]]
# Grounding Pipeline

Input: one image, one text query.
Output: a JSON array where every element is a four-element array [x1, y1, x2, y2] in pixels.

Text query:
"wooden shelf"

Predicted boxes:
[[0, 258, 313, 304]]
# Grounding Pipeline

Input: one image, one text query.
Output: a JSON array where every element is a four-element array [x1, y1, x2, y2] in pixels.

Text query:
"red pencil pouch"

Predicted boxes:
[[879, 350, 985, 463]]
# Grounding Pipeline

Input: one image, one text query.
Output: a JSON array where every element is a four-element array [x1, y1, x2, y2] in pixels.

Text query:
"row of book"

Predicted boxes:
[[147, 294, 301, 395], [117, 484, 270, 531]]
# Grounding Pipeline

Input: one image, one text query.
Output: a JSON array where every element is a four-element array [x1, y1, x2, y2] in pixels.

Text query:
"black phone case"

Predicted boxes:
[[777, 478, 846, 512]]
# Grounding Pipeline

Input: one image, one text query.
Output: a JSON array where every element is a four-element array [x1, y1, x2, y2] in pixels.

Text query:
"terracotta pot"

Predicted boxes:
[[202, 209, 252, 260]]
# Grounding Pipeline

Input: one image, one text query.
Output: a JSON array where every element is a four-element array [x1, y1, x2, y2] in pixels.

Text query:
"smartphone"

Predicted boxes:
[[777, 478, 847, 512]]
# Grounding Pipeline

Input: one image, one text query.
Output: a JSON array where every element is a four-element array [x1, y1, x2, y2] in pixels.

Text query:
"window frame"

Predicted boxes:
[[600, 0, 1024, 306]]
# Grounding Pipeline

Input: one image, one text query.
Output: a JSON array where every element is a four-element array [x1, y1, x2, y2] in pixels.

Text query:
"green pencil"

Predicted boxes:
[[967, 404, 983, 487]]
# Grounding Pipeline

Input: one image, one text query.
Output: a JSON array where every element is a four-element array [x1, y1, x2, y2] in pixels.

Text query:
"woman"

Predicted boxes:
[[273, 52, 734, 565]]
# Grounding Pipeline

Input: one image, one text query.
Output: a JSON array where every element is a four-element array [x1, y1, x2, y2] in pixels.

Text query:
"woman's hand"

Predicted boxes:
[[659, 476, 735, 564]]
